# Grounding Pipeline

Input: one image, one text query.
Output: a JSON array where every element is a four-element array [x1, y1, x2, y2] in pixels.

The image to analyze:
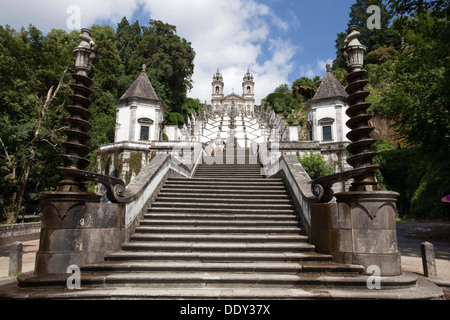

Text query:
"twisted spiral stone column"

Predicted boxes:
[[342, 25, 379, 192], [58, 28, 97, 192]]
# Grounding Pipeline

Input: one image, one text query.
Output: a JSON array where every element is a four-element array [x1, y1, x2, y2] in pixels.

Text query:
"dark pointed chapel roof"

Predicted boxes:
[[119, 64, 160, 103], [311, 64, 348, 102]]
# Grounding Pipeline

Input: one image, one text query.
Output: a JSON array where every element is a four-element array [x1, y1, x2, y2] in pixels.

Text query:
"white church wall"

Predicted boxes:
[[115, 106, 131, 143], [165, 125, 183, 141], [288, 126, 299, 142]]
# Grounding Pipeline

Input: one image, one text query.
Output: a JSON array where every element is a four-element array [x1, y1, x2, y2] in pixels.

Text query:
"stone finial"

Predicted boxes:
[[77, 28, 95, 49], [142, 63, 147, 72], [326, 64, 331, 72], [343, 25, 366, 71], [344, 25, 363, 48]]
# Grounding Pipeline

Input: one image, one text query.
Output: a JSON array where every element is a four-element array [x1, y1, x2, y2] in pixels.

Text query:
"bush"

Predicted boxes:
[[166, 112, 185, 128], [375, 143, 450, 219], [298, 151, 335, 180]]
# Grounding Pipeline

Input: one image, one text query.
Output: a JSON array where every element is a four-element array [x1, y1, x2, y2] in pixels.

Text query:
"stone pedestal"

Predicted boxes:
[[311, 191, 402, 276], [35, 192, 125, 275]]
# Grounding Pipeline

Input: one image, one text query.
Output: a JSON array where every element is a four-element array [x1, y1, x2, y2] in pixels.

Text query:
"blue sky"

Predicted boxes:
[[0, 0, 355, 103]]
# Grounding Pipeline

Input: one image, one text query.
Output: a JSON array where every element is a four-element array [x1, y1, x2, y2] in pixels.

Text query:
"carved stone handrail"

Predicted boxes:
[[58, 167, 128, 203], [311, 165, 379, 203], [58, 142, 205, 205]]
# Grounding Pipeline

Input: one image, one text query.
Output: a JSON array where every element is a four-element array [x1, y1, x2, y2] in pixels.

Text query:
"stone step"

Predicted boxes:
[[154, 197, 292, 204], [159, 188, 288, 195], [80, 261, 364, 275], [193, 172, 263, 176], [147, 207, 296, 215], [164, 180, 282, 186], [151, 202, 293, 210], [48, 272, 365, 289], [134, 226, 302, 234], [194, 167, 261, 171], [12, 273, 433, 300], [104, 251, 332, 263], [139, 219, 299, 227], [161, 184, 286, 191], [143, 213, 298, 221], [156, 192, 291, 200], [79, 272, 416, 289], [200, 160, 259, 165], [193, 174, 263, 178], [195, 165, 261, 169], [130, 233, 309, 243], [121, 241, 315, 252]]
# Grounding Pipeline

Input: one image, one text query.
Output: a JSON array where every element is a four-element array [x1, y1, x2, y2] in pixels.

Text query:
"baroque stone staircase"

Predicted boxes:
[[7, 149, 437, 299]]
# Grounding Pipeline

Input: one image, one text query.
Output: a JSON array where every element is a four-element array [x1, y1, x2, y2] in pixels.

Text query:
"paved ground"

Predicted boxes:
[[1, 221, 449, 283], [396, 221, 450, 281]]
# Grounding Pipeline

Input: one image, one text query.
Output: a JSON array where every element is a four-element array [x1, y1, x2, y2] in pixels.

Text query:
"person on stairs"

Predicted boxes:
[[211, 139, 217, 157]]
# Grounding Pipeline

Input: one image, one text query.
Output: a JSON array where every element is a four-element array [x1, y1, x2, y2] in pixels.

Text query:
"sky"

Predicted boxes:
[[0, 0, 355, 104]]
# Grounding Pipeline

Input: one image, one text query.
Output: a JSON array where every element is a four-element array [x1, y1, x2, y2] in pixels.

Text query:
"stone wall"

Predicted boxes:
[[0, 222, 41, 245]]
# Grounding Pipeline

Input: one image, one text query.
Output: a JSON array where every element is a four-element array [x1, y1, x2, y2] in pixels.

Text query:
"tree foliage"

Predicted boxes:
[[332, 0, 401, 70], [332, 0, 450, 219], [0, 18, 196, 223]]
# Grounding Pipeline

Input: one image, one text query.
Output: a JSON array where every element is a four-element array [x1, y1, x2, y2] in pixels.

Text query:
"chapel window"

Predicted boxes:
[[322, 125, 332, 141], [318, 117, 335, 142], [140, 126, 150, 141]]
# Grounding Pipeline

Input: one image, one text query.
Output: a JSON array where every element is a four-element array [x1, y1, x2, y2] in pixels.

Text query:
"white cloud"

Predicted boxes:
[[0, 0, 141, 32], [0, 0, 300, 104], [140, 0, 298, 104]]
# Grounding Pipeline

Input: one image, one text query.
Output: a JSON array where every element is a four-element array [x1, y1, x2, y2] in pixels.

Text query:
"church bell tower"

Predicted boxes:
[[242, 69, 254, 98], [212, 69, 224, 111], [212, 69, 224, 98]]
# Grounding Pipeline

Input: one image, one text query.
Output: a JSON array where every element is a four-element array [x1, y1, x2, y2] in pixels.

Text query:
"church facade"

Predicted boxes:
[[211, 69, 255, 114]]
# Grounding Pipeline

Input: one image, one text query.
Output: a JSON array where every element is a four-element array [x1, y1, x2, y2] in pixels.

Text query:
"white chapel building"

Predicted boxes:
[[114, 64, 166, 143], [306, 64, 350, 144]]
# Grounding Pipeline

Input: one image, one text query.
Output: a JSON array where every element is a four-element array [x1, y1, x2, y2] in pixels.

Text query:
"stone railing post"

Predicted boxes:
[[9, 242, 22, 276]]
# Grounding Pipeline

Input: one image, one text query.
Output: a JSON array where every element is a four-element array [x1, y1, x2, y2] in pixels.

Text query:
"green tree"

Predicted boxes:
[[292, 77, 317, 101], [0, 18, 197, 222], [116, 17, 141, 76], [181, 97, 203, 118], [373, 12, 449, 155], [137, 20, 195, 110], [298, 151, 335, 180], [0, 25, 74, 222], [274, 84, 289, 94], [332, 0, 401, 69], [369, 1, 450, 218]]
